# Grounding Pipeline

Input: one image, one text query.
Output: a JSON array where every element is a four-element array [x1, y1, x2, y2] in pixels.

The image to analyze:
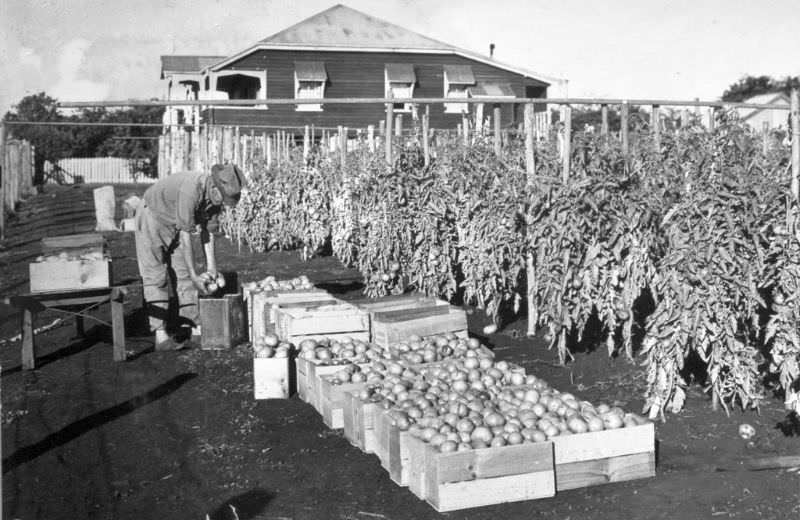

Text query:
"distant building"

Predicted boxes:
[[159, 4, 564, 132], [735, 92, 791, 130]]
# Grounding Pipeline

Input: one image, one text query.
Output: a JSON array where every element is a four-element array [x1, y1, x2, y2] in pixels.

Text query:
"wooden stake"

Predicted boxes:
[[475, 103, 484, 135], [339, 126, 347, 169], [601, 104, 609, 136], [385, 101, 393, 164], [652, 105, 660, 151], [709, 107, 716, 132], [494, 105, 502, 156], [303, 125, 310, 162], [562, 105, 571, 183], [234, 126, 241, 165], [395, 114, 403, 138], [524, 103, 536, 337], [422, 113, 430, 167], [367, 125, 375, 152], [621, 101, 629, 158], [792, 89, 799, 200], [0, 123, 5, 241], [762, 121, 770, 156], [462, 112, 470, 146]]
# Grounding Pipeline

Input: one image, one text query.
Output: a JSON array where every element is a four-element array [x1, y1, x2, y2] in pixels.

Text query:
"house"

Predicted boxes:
[[160, 4, 563, 132], [735, 92, 791, 130]]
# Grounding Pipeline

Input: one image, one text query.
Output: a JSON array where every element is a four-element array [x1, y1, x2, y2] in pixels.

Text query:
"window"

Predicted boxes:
[[385, 63, 416, 112], [443, 65, 475, 113], [295, 62, 327, 111]]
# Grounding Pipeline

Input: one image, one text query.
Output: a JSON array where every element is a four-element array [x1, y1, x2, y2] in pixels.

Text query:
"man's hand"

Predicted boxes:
[[191, 273, 210, 295]]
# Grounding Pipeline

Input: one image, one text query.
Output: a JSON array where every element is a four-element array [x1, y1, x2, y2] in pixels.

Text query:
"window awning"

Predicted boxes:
[[386, 63, 416, 83], [295, 61, 327, 81], [470, 82, 516, 97], [444, 65, 475, 84]]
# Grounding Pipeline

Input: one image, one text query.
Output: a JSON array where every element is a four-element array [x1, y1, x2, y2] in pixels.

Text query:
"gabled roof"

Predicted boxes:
[[260, 4, 451, 50], [160, 55, 226, 78], [210, 4, 561, 86], [738, 91, 790, 120]]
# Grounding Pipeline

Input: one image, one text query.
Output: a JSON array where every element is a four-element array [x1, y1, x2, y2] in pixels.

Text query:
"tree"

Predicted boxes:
[[3, 93, 76, 184], [3, 93, 163, 183], [721, 75, 800, 102]]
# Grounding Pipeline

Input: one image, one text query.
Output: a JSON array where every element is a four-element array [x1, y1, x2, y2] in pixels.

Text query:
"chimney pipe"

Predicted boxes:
[[490, 43, 495, 58]]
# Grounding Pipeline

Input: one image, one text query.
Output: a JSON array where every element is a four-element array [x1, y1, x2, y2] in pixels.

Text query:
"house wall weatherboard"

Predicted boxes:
[[203, 50, 548, 130]]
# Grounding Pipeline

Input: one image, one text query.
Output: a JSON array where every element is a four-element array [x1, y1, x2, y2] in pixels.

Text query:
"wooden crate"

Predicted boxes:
[[318, 375, 368, 429], [295, 357, 363, 412], [253, 356, 291, 399], [371, 305, 468, 348], [374, 408, 412, 485], [248, 288, 330, 343], [275, 302, 370, 345], [350, 294, 439, 322], [405, 435, 555, 512], [29, 258, 111, 293], [341, 389, 381, 453], [552, 422, 656, 490], [198, 293, 246, 350]]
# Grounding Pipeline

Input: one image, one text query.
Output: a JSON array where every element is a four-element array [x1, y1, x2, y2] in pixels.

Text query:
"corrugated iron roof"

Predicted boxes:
[[260, 4, 450, 49], [160, 55, 225, 76], [212, 4, 562, 85]]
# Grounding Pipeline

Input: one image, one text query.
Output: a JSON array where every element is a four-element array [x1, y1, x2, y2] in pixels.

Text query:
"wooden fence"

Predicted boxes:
[[152, 94, 799, 181], [0, 130, 35, 240], [43, 157, 157, 185]]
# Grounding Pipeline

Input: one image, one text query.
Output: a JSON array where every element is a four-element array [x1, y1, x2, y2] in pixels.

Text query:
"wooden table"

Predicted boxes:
[[8, 286, 127, 369]]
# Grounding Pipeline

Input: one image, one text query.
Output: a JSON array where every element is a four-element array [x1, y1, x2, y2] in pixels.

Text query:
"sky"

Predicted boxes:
[[2, 0, 799, 116]]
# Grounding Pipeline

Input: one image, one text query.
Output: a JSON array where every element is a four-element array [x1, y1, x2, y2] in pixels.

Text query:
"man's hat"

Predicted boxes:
[[210, 163, 243, 206]]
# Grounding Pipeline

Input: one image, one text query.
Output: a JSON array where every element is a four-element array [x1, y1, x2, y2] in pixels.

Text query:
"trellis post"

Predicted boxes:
[[652, 105, 661, 151], [600, 104, 609, 136], [620, 101, 629, 158], [524, 103, 537, 336], [562, 104, 571, 182], [792, 89, 799, 200], [493, 105, 502, 156], [385, 95, 393, 165]]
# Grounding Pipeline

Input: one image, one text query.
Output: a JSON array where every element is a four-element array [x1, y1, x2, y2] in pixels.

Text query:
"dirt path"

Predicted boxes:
[[1, 230, 799, 520]]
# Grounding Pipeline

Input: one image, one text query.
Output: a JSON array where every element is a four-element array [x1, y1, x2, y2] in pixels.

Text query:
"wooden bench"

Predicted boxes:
[[8, 286, 128, 369]]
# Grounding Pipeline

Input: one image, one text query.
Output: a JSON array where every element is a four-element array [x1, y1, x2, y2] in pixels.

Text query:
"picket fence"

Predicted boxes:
[[44, 157, 157, 185]]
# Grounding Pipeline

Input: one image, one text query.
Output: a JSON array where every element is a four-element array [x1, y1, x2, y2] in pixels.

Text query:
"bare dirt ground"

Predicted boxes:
[[1, 186, 799, 520]]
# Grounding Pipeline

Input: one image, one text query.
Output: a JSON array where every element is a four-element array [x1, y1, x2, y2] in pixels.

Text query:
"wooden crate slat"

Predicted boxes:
[[555, 451, 656, 491], [434, 441, 553, 482], [341, 390, 379, 453], [552, 422, 654, 464], [373, 304, 451, 322], [319, 375, 368, 429], [429, 470, 555, 512], [406, 434, 555, 510], [372, 306, 468, 347]]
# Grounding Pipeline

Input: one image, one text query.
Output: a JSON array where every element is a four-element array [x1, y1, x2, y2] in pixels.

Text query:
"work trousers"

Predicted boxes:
[[134, 205, 199, 332]]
